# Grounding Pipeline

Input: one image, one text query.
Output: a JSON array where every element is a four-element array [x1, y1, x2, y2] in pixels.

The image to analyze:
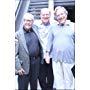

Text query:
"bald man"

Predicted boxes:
[[35, 8, 54, 90]]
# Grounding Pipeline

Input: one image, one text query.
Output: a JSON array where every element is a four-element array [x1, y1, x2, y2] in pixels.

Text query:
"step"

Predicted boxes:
[[54, 2, 75, 6], [30, 0, 48, 3], [28, 5, 48, 9], [29, 1, 48, 5], [54, 0, 75, 3]]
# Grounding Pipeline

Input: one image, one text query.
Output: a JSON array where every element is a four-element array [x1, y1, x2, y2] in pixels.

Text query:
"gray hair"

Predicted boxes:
[[23, 12, 34, 20], [54, 6, 68, 15]]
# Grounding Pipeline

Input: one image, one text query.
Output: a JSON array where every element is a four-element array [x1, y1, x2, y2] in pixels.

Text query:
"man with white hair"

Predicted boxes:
[[46, 6, 75, 89], [15, 12, 43, 90]]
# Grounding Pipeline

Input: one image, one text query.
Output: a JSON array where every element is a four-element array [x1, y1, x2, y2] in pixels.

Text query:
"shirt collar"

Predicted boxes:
[[23, 27, 33, 33], [41, 21, 50, 26], [57, 20, 70, 26]]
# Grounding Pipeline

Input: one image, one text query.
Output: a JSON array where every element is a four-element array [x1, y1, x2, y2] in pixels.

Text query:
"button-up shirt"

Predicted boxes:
[[24, 28, 40, 57], [47, 20, 75, 63], [35, 21, 53, 58]]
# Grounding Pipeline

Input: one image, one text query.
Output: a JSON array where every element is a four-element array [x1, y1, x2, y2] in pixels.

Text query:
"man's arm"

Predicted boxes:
[[45, 28, 54, 64], [15, 32, 25, 75]]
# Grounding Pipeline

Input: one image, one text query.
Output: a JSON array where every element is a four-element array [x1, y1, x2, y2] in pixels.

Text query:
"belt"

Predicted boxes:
[[29, 56, 39, 60]]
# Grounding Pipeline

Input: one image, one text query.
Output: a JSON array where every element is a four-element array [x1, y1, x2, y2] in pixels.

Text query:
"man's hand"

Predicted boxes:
[[45, 52, 50, 64], [18, 68, 25, 75]]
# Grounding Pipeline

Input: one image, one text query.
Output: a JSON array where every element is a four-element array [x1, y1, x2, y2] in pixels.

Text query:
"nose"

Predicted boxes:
[[44, 14, 47, 18]]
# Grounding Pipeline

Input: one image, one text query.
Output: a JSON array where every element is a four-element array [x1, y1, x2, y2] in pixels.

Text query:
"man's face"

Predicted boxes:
[[56, 9, 67, 24], [41, 10, 50, 24], [23, 19, 33, 30]]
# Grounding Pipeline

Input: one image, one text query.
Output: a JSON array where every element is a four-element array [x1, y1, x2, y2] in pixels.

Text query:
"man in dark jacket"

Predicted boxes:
[[15, 12, 43, 90]]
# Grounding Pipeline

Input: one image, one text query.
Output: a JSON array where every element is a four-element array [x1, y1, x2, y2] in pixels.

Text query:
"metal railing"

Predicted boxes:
[[15, 0, 23, 21]]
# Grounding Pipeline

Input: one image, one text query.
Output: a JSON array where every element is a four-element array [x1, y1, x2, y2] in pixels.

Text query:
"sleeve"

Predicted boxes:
[[46, 28, 54, 53], [15, 32, 22, 73]]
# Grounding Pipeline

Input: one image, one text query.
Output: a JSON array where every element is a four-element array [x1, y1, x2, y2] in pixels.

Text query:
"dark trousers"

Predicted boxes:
[[18, 57, 40, 90], [39, 58, 54, 90]]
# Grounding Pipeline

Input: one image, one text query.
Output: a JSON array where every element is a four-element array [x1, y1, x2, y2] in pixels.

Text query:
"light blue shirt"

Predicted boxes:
[[47, 20, 75, 63]]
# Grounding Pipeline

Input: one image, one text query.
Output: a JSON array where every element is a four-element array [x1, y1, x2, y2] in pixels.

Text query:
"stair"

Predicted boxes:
[[27, 0, 48, 19], [54, 0, 75, 7]]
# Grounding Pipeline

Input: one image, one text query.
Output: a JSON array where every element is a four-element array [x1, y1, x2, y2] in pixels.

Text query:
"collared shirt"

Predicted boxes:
[[24, 28, 40, 57], [35, 21, 53, 57], [47, 20, 75, 63]]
